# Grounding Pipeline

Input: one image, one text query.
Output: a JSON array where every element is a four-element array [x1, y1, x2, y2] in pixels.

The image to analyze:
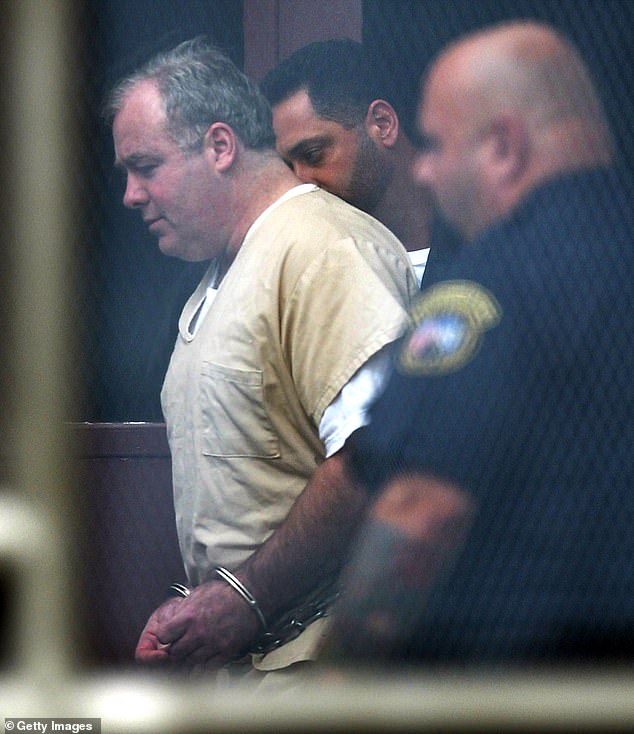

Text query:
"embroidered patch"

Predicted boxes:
[[399, 280, 502, 376]]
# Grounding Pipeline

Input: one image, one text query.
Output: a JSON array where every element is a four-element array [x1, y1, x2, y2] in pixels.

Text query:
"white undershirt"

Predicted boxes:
[[319, 345, 392, 456], [408, 247, 430, 288], [319, 247, 427, 456]]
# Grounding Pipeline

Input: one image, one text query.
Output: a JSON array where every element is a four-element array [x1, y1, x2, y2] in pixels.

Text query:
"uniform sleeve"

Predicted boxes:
[[347, 278, 512, 497]]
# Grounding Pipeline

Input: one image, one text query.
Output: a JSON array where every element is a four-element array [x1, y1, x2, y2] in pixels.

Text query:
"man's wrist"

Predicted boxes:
[[214, 566, 270, 634]]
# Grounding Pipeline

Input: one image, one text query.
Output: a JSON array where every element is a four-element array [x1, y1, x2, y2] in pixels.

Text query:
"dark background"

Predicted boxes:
[[363, 0, 634, 171]]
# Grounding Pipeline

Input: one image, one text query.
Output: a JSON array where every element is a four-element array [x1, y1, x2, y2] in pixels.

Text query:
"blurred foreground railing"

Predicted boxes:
[[1, 1, 633, 731]]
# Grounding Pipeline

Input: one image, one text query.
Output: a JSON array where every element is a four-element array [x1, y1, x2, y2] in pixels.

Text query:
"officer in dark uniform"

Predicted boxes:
[[325, 20, 634, 665]]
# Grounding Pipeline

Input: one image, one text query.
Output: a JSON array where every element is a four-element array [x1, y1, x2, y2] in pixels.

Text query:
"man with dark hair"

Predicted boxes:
[[261, 38, 435, 286], [324, 21, 634, 665], [107, 37, 417, 684]]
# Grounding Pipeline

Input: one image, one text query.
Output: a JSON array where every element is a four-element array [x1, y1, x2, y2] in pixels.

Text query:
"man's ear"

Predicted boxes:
[[365, 99, 399, 148], [488, 113, 529, 183], [203, 122, 237, 172]]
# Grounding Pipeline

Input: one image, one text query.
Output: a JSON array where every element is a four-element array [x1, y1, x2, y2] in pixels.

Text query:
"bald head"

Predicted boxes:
[[439, 22, 610, 137], [414, 21, 613, 239]]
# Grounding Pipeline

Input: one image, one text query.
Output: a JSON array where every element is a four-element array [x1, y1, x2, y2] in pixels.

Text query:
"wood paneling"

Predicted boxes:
[[244, 0, 361, 79], [77, 423, 184, 665]]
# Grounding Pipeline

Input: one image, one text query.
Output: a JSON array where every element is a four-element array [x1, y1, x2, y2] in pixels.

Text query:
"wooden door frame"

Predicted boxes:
[[243, 0, 362, 79]]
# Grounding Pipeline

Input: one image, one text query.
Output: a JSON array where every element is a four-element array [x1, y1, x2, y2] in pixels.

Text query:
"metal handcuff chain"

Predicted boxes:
[[250, 588, 341, 655], [169, 576, 340, 657]]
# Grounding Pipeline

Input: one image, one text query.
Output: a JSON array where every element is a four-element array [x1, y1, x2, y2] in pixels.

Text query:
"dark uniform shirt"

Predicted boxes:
[[348, 167, 634, 664]]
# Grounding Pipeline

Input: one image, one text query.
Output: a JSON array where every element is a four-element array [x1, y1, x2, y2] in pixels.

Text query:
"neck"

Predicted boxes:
[[541, 121, 612, 170], [372, 142, 434, 252], [501, 121, 614, 220], [226, 151, 301, 258]]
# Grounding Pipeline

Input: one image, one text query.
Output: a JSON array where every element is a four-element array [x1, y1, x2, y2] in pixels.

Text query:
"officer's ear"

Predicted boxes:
[[487, 113, 530, 183], [365, 99, 399, 148], [203, 122, 238, 172]]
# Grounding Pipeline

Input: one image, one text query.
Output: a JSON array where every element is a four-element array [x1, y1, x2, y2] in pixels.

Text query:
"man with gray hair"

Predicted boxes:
[[106, 38, 417, 682]]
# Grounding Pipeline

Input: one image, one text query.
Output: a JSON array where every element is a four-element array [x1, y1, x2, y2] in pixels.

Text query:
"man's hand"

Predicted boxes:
[[135, 596, 186, 665], [135, 449, 368, 669], [135, 579, 261, 669]]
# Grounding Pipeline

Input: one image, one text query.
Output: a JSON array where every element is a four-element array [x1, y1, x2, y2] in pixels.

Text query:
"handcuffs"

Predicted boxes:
[[168, 570, 339, 655]]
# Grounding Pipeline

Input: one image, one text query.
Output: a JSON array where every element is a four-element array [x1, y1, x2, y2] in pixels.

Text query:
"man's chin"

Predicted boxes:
[[157, 236, 181, 258]]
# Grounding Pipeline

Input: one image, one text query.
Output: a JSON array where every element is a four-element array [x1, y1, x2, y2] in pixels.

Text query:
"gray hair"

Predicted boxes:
[[105, 37, 276, 152]]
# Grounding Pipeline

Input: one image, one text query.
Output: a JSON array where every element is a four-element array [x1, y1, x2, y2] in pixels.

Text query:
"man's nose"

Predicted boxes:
[[292, 162, 320, 186], [123, 174, 149, 209]]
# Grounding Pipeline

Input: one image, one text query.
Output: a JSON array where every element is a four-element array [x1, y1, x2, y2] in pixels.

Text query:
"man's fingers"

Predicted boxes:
[[156, 617, 188, 646], [135, 645, 172, 665], [164, 632, 200, 660]]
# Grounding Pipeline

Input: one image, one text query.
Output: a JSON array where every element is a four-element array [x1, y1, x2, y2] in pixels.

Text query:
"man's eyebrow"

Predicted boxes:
[[114, 152, 160, 170]]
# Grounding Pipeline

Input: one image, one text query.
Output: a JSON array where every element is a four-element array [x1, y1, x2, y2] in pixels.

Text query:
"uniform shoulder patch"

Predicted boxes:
[[399, 280, 502, 376]]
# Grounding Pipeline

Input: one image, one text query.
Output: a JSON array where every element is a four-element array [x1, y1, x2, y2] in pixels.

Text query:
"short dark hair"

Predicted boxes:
[[260, 39, 390, 129], [105, 37, 276, 152]]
